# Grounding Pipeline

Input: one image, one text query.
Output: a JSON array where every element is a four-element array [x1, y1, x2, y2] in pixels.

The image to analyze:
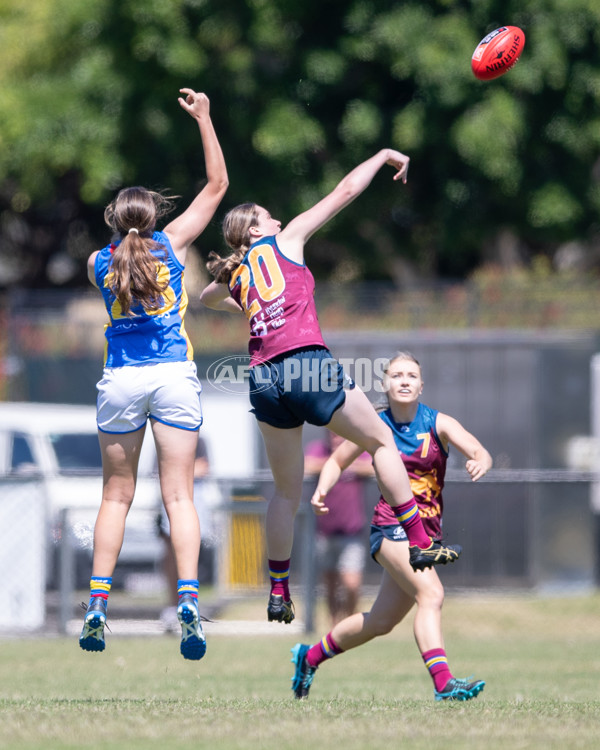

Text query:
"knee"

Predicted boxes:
[[367, 613, 397, 637], [270, 491, 301, 511], [362, 429, 397, 457], [163, 496, 194, 517], [102, 489, 134, 507], [416, 582, 445, 611], [102, 475, 136, 507], [358, 436, 385, 457]]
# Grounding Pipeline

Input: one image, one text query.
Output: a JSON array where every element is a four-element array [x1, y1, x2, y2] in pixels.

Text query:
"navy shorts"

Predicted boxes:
[[249, 346, 355, 429], [369, 523, 407, 563]]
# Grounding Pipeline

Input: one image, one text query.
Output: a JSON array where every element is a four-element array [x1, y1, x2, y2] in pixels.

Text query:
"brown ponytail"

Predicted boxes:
[[104, 187, 177, 316], [206, 202, 258, 284]]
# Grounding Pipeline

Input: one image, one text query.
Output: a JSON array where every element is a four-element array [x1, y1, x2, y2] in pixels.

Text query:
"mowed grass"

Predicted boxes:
[[1, 592, 600, 750]]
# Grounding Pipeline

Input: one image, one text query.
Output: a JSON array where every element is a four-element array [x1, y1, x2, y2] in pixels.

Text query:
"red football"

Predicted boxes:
[[471, 26, 525, 81]]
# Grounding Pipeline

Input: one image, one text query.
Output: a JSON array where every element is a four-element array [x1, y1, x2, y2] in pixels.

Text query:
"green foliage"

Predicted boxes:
[[0, 0, 600, 288], [339, 100, 383, 146], [253, 101, 325, 158], [452, 90, 526, 194], [528, 183, 583, 228]]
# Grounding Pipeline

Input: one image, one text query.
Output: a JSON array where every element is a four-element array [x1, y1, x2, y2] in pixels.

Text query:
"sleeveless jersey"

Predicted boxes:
[[228, 236, 326, 365], [94, 230, 193, 367], [372, 403, 448, 540]]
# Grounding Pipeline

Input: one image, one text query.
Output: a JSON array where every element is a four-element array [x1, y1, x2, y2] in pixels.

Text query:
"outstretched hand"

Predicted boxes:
[[310, 487, 330, 516], [386, 149, 410, 184], [178, 88, 210, 120]]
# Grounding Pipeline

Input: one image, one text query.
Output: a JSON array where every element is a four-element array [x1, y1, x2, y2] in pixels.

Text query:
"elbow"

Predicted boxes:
[[215, 175, 229, 197], [205, 175, 229, 202], [337, 183, 357, 202], [332, 180, 360, 208], [198, 289, 212, 309]]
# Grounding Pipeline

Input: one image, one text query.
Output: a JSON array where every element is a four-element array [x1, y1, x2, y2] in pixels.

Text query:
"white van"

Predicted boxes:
[[0, 402, 162, 585]]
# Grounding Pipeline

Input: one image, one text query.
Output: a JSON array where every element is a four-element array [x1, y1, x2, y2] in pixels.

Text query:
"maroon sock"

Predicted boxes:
[[393, 499, 431, 549], [422, 648, 453, 692], [306, 632, 344, 668], [268, 558, 290, 600]]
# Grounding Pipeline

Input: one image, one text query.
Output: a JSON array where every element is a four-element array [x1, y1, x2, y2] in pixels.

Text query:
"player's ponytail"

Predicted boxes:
[[206, 202, 258, 283], [104, 187, 176, 316]]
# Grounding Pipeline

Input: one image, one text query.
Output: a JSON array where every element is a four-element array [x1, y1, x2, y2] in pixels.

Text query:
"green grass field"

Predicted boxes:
[[1, 592, 600, 749]]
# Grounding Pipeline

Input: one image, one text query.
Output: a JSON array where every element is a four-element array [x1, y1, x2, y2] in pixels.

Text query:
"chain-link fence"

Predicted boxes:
[[2, 289, 600, 635], [2, 470, 598, 636], [0, 478, 47, 631]]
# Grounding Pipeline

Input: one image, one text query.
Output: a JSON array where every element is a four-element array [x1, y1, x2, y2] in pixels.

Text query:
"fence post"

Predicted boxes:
[[591, 354, 600, 587], [58, 508, 75, 635], [300, 483, 317, 634]]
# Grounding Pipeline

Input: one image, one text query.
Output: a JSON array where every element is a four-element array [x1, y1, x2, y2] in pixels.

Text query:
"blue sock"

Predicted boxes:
[[88, 576, 112, 606], [177, 579, 199, 605]]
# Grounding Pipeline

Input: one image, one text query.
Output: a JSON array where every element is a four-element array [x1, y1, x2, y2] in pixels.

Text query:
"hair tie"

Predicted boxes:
[[128, 227, 139, 235]]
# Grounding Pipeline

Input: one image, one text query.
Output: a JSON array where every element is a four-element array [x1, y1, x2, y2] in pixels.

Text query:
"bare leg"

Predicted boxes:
[[377, 539, 445, 653], [152, 423, 207, 660], [327, 387, 414, 508], [161, 535, 179, 606], [256, 421, 304, 560], [329, 539, 444, 652], [80, 427, 147, 651], [291, 525, 446, 697], [328, 573, 413, 650], [152, 420, 201, 581], [92, 427, 146, 576]]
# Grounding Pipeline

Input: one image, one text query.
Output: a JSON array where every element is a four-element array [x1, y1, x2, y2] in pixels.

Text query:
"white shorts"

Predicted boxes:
[[97, 361, 202, 433]]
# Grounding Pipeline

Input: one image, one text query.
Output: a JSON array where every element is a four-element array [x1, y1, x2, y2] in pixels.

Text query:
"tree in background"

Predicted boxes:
[[0, 0, 599, 290]]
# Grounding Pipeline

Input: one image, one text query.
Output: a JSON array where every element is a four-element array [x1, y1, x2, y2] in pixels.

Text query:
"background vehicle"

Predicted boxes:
[[0, 402, 161, 588]]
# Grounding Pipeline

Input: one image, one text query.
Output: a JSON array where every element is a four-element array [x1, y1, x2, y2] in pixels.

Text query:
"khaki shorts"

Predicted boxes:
[[97, 360, 202, 433], [316, 533, 366, 574]]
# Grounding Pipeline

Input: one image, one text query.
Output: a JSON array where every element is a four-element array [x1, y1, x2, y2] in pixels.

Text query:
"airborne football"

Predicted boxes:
[[471, 25, 525, 81]]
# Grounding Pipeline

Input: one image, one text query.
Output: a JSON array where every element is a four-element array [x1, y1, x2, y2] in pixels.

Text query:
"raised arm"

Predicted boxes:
[[277, 148, 409, 263], [436, 413, 493, 482], [164, 89, 229, 261]]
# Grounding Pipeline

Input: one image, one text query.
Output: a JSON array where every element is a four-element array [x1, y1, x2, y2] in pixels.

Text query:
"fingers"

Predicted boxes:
[[466, 460, 486, 482], [392, 157, 410, 184], [310, 488, 330, 515], [177, 89, 209, 116]]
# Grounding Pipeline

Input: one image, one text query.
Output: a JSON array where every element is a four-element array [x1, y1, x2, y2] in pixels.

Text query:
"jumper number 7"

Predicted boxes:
[[417, 433, 431, 458]]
